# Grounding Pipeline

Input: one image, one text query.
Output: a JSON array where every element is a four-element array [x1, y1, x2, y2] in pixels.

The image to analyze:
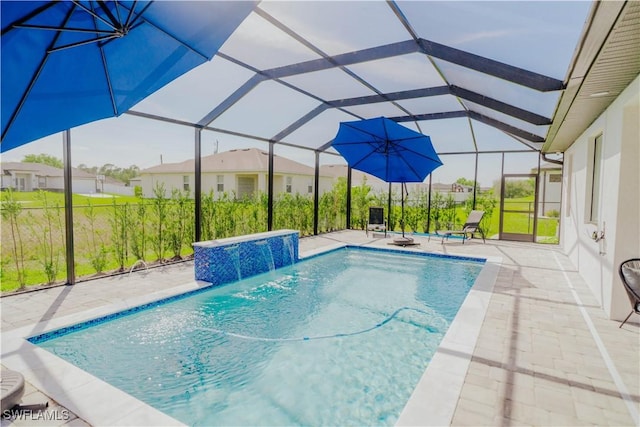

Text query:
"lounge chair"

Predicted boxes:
[[366, 206, 387, 237], [619, 258, 640, 328], [1, 368, 24, 412], [436, 210, 485, 244]]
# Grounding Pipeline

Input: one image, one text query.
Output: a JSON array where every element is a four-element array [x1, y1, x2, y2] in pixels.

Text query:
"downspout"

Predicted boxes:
[[541, 152, 563, 165]]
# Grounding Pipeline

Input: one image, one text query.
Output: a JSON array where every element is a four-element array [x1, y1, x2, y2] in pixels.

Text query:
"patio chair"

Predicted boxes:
[[1, 368, 25, 412], [366, 206, 387, 237], [436, 210, 486, 244], [619, 258, 640, 328]]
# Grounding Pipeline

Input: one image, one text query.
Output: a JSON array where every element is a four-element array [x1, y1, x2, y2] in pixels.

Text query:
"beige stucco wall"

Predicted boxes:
[[561, 74, 640, 320], [141, 171, 335, 198]]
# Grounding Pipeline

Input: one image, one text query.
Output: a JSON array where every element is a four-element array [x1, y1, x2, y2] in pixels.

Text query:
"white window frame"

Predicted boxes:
[[286, 176, 292, 193], [588, 134, 603, 223]]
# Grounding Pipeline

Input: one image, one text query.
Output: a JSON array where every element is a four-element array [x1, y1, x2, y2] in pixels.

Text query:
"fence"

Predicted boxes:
[[1, 186, 557, 292]]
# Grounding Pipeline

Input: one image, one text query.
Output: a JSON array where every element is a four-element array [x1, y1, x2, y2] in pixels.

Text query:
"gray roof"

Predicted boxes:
[[0, 162, 95, 179]]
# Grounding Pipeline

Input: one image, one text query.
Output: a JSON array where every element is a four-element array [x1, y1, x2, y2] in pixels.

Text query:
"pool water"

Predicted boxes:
[[34, 247, 484, 426]]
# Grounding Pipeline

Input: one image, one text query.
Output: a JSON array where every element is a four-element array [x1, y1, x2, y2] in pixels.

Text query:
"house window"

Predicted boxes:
[[237, 176, 256, 199], [589, 134, 603, 223], [217, 175, 224, 192], [183, 175, 190, 191], [38, 176, 46, 188], [286, 177, 292, 193], [307, 181, 313, 194]]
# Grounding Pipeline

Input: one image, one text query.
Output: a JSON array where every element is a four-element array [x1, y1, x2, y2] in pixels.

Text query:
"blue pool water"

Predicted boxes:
[[33, 247, 484, 426]]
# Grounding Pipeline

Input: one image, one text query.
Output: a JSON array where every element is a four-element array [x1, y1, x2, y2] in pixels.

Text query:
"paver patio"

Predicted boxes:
[[1, 230, 638, 426]]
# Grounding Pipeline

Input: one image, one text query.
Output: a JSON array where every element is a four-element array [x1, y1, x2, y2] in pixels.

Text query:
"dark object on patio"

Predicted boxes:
[[436, 210, 486, 244], [1, 368, 25, 412], [618, 258, 640, 328], [366, 207, 387, 237]]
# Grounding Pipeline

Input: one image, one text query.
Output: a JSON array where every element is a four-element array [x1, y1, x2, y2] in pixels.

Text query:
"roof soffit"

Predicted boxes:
[[545, 1, 640, 152]]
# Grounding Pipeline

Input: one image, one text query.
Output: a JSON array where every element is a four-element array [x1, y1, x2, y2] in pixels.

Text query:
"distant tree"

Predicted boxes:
[[504, 178, 535, 199], [456, 177, 480, 191], [77, 163, 139, 185], [22, 153, 63, 169], [77, 164, 98, 175]]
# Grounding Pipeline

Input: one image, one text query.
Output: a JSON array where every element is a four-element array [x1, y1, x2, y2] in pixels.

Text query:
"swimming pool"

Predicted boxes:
[[31, 246, 485, 426]]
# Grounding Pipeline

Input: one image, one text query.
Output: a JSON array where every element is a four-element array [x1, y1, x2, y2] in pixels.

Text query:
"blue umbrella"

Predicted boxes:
[[331, 116, 443, 240], [331, 116, 442, 182], [1, 1, 257, 152]]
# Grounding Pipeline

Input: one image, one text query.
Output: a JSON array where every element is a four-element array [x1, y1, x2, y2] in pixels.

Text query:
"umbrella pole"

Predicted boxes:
[[401, 183, 405, 238]]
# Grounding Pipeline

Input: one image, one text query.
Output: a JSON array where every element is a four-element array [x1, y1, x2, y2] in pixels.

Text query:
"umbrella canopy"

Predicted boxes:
[[331, 116, 442, 183], [1, 0, 257, 152], [332, 117, 443, 241]]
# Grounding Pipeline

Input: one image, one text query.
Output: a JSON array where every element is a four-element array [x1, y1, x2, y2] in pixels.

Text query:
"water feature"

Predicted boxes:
[[282, 235, 295, 266], [223, 245, 241, 280], [193, 230, 299, 286], [255, 239, 275, 271]]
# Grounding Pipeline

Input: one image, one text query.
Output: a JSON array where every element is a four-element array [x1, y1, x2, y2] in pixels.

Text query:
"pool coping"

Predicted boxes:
[[0, 245, 500, 426], [396, 252, 501, 426]]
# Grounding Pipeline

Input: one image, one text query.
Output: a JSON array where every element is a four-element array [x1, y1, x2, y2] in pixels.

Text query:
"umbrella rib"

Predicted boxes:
[[342, 122, 387, 144], [333, 119, 442, 183], [125, 0, 153, 28], [395, 149, 429, 181], [384, 120, 391, 184], [2, 3, 77, 142], [48, 34, 121, 53], [12, 24, 116, 35], [1, 2, 57, 36], [131, 16, 210, 60], [122, 0, 209, 60], [398, 145, 443, 164], [349, 146, 383, 170], [71, 1, 119, 31], [123, 0, 138, 29], [97, 1, 122, 29], [112, 0, 124, 29], [90, 4, 120, 117]]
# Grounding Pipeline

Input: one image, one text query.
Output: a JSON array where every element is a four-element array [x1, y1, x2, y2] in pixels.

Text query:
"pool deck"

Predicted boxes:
[[1, 230, 638, 426]]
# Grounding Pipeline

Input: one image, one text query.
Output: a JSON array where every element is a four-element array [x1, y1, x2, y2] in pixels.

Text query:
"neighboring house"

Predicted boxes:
[[0, 162, 96, 194], [429, 182, 474, 203], [138, 148, 335, 198], [318, 164, 388, 194], [129, 176, 142, 189], [0, 162, 133, 196], [318, 164, 476, 203], [98, 175, 134, 196]]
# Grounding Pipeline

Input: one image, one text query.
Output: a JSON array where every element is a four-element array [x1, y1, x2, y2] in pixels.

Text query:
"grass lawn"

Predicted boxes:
[[1, 191, 559, 293], [2, 190, 139, 208]]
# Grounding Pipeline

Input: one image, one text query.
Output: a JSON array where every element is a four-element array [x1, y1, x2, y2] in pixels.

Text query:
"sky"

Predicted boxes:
[[1, 1, 589, 186]]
